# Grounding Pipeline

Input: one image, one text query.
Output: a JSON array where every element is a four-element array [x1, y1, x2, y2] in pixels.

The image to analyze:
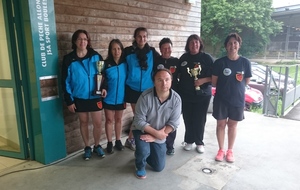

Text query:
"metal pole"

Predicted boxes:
[[284, 26, 290, 59], [281, 67, 289, 116], [298, 41, 300, 59]]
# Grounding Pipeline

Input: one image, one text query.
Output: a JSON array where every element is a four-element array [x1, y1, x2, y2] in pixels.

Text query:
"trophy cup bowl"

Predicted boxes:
[[187, 64, 202, 90], [95, 61, 105, 95]]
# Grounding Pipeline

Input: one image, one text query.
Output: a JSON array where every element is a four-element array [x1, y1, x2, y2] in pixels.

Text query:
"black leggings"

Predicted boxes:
[[182, 96, 211, 145]]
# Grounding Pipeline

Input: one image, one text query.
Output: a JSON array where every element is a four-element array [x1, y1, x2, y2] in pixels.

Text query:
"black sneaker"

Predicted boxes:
[[166, 148, 175, 155], [115, 140, 124, 151], [83, 146, 92, 160], [106, 142, 114, 154]]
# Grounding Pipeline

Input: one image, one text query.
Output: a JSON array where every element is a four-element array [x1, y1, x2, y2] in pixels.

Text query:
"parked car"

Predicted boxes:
[[249, 66, 294, 96], [249, 62, 295, 96], [251, 62, 295, 85], [207, 85, 263, 113]]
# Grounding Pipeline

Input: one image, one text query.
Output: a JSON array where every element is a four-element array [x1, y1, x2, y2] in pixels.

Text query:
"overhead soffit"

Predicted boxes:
[[272, 5, 300, 29]]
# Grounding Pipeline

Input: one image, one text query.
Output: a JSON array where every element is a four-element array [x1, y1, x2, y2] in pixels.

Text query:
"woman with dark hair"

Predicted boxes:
[[212, 33, 252, 163], [102, 39, 127, 154], [123, 27, 160, 150], [178, 34, 214, 153], [61, 29, 106, 160]]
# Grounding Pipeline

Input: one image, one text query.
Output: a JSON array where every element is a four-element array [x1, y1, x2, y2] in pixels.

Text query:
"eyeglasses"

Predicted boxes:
[[77, 38, 88, 41]]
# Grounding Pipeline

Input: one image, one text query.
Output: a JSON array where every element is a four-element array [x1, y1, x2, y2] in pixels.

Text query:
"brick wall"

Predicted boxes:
[[54, 0, 201, 154]]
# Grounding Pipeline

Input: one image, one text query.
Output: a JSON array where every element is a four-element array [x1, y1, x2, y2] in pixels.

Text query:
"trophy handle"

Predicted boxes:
[[187, 67, 192, 77]]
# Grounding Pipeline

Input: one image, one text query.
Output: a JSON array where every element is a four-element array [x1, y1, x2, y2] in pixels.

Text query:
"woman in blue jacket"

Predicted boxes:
[[61, 29, 106, 160], [123, 27, 160, 150], [102, 39, 127, 154]]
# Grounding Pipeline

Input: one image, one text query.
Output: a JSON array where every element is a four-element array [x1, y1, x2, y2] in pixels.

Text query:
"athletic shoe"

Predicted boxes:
[[106, 142, 114, 154], [93, 145, 105, 158], [226, 149, 235, 163], [166, 148, 175, 155], [115, 140, 124, 151], [135, 169, 146, 179], [83, 146, 92, 160], [183, 143, 192, 151], [125, 138, 136, 151], [196, 145, 205, 153], [215, 149, 225, 162]]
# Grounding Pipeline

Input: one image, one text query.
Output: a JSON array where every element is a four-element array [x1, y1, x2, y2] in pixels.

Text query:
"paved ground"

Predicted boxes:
[[0, 110, 300, 190], [282, 99, 300, 121]]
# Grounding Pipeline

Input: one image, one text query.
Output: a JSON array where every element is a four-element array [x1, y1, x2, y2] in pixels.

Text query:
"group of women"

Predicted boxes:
[[61, 27, 251, 163]]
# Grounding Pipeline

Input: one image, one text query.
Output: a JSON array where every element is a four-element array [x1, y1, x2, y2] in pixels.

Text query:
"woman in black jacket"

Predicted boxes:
[[178, 34, 214, 154]]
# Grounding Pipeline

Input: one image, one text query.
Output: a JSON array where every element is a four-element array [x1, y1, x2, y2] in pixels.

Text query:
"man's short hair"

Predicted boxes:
[[152, 68, 173, 81]]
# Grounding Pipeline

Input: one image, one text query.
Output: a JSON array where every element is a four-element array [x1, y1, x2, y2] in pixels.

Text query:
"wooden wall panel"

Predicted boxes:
[[55, 0, 201, 57], [55, 0, 201, 153]]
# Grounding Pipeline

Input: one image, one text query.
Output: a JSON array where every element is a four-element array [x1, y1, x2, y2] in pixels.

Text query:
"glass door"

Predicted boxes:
[[0, 0, 28, 159]]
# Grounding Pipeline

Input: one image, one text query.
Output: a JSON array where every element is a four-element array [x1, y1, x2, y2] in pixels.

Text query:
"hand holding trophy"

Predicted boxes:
[[187, 63, 202, 91], [95, 61, 105, 96]]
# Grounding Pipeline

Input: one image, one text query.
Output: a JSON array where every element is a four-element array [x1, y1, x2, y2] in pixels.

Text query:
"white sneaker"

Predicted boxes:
[[196, 145, 205, 153], [184, 143, 193, 151]]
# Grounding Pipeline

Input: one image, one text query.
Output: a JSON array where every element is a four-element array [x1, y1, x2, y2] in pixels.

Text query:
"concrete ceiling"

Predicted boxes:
[[272, 5, 300, 29]]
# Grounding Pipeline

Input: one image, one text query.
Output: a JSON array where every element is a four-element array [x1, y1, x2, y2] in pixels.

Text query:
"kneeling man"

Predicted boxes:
[[132, 68, 182, 179]]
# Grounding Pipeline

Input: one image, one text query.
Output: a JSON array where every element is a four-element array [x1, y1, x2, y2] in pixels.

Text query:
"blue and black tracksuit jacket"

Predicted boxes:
[[102, 60, 127, 105], [61, 48, 103, 106], [124, 46, 159, 92]]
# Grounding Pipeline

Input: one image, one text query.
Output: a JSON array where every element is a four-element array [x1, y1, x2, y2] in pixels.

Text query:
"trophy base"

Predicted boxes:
[[94, 91, 102, 96]]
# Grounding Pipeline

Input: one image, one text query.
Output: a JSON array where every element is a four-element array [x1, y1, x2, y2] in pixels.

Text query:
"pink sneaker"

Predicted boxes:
[[215, 149, 225, 162], [226, 149, 235, 163]]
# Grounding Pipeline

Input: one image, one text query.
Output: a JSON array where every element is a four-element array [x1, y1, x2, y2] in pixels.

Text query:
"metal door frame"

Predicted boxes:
[[0, 0, 32, 159]]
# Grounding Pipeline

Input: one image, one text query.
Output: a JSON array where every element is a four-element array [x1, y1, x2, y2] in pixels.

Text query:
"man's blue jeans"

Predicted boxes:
[[133, 130, 166, 172]]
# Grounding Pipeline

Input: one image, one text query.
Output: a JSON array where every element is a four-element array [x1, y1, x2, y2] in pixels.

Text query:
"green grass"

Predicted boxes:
[[250, 107, 263, 114], [272, 65, 300, 85]]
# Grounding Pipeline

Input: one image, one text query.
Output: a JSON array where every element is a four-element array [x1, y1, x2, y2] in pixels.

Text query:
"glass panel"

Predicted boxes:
[[0, 88, 20, 152], [0, 1, 11, 80]]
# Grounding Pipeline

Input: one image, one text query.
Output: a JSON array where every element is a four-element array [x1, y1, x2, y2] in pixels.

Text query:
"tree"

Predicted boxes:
[[201, 0, 282, 58]]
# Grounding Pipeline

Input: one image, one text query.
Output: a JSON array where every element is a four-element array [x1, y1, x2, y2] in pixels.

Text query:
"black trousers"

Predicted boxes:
[[182, 95, 211, 145], [166, 130, 177, 150]]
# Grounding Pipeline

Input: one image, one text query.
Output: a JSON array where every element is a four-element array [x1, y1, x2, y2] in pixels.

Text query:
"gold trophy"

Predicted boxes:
[[187, 63, 202, 90], [95, 61, 104, 95]]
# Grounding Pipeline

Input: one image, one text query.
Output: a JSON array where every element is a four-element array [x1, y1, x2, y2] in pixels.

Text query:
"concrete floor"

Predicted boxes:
[[0, 111, 300, 190]]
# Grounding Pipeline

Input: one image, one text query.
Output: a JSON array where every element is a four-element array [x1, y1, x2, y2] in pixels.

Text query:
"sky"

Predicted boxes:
[[272, 0, 300, 8]]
